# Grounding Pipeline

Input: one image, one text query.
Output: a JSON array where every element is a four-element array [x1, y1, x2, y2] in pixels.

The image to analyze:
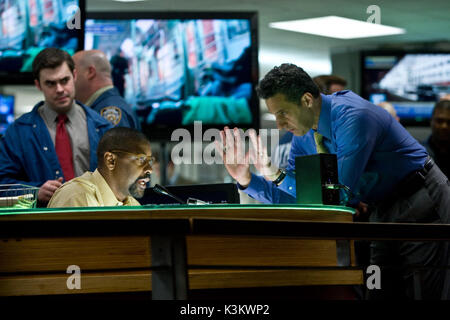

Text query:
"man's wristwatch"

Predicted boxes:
[[272, 169, 287, 186]]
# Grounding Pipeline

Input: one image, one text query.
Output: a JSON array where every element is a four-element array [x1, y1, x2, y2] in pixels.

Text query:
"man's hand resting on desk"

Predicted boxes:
[[215, 127, 279, 188], [38, 177, 64, 203]]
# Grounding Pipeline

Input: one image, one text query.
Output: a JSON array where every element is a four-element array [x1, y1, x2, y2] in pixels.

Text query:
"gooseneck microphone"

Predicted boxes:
[[152, 184, 185, 204]]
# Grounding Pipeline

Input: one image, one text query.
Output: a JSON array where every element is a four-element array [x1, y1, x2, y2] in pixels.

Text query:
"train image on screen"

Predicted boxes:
[[85, 18, 253, 127]]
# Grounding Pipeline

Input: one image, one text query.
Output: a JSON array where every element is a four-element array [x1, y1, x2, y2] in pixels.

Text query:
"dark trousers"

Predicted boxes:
[[368, 163, 450, 300]]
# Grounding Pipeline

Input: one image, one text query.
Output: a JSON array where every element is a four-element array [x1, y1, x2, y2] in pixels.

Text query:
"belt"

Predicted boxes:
[[377, 157, 434, 211]]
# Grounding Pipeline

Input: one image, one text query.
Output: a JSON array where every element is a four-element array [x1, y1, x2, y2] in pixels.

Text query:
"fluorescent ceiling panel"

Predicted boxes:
[[259, 48, 332, 76], [269, 16, 405, 39]]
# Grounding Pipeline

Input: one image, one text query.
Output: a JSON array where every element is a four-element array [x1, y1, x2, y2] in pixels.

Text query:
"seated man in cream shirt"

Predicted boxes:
[[48, 127, 154, 207]]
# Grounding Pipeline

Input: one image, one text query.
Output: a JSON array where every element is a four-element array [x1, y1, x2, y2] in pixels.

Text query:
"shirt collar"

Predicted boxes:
[[40, 101, 77, 123], [317, 93, 332, 140], [84, 85, 114, 107], [92, 169, 136, 206]]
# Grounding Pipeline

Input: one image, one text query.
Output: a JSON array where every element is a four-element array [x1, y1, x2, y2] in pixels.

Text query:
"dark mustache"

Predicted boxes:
[[136, 172, 151, 181]]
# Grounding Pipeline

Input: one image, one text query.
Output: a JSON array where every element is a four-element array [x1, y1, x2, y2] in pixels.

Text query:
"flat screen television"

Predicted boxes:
[[84, 11, 259, 141], [0, 94, 14, 135], [0, 0, 85, 84], [361, 51, 450, 126]]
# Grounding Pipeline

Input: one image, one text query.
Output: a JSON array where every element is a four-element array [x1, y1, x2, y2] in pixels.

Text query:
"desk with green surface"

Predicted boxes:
[[0, 204, 363, 299]]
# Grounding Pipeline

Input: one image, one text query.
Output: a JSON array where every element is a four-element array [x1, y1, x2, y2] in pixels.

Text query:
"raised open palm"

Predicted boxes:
[[215, 127, 279, 186]]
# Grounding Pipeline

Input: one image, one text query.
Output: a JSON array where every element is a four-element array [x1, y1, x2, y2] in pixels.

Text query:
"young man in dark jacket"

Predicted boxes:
[[0, 48, 112, 205]]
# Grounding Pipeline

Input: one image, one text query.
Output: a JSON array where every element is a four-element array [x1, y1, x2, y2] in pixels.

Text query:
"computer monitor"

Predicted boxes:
[[0, 94, 14, 135], [0, 0, 85, 84], [361, 51, 450, 125], [84, 11, 259, 141]]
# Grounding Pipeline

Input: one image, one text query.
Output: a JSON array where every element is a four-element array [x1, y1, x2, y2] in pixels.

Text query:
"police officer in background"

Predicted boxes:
[[312, 74, 347, 95], [422, 99, 450, 178], [110, 49, 129, 98], [73, 50, 140, 129]]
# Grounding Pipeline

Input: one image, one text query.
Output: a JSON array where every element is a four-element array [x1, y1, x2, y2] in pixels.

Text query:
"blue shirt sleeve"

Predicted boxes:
[[0, 126, 44, 186], [239, 131, 314, 204], [238, 173, 296, 204]]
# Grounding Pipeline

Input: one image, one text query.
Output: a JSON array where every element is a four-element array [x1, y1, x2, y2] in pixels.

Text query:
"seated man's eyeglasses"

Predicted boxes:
[[110, 150, 155, 168]]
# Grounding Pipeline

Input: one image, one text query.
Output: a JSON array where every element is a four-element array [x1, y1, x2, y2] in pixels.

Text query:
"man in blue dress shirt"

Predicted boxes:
[[217, 64, 450, 299], [73, 50, 140, 129]]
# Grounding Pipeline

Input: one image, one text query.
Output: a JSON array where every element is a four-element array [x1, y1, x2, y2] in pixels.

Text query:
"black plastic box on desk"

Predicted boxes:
[[295, 154, 340, 205]]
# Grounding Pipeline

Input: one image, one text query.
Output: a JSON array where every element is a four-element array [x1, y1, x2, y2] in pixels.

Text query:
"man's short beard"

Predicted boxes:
[[128, 183, 144, 199], [128, 173, 151, 199]]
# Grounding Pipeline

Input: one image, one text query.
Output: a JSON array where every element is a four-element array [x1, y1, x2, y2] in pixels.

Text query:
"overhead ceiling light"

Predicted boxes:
[[259, 48, 332, 75], [269, 16, 405, 39]]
